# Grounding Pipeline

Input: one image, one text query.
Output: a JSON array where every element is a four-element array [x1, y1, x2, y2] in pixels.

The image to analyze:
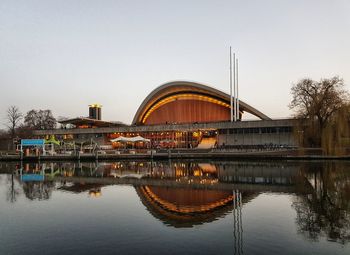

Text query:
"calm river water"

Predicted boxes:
[[0, 160, 349, 255]]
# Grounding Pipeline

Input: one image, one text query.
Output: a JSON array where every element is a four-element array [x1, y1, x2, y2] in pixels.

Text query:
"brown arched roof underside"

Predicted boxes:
[[132, 81, 270, 125]]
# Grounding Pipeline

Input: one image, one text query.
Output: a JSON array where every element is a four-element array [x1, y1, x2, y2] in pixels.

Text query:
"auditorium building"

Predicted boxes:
[[34, 81, 298, 149]]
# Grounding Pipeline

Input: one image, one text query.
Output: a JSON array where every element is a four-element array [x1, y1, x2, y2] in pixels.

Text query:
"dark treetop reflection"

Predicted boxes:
[[0, 160, 350, 255]]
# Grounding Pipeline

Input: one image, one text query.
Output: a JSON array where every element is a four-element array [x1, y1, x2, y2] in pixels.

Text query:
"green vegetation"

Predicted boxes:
[[290, 76, 350, 155]]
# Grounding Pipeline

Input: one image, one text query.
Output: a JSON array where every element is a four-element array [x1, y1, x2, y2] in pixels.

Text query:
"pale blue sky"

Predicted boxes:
[[1, 0, 349, 126]]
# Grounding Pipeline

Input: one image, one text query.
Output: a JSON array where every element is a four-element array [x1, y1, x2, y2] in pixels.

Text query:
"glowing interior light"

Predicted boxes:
[[141, 93, 230, 123]]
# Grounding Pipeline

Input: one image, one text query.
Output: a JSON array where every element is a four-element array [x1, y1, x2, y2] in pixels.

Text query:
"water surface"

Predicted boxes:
[[0, 160, 349, 255]]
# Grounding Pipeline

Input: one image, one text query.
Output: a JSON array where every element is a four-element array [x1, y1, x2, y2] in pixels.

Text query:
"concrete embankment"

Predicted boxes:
[[0, 150, 349, 162]]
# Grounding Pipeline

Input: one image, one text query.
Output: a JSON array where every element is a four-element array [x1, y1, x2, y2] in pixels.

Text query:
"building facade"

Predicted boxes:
[[33, 81, 298, 149]]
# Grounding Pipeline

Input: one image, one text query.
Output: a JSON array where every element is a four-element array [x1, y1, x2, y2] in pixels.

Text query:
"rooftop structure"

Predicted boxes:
[[58, 103, 125, 128], [89, 103, 102, 120], [133, 81, 270, 125], [59, 117, 125, 128]]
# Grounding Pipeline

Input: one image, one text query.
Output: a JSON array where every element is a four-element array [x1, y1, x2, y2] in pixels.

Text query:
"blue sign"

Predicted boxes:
[[21, 174, 45, 182], [21, 139, 45, 146]]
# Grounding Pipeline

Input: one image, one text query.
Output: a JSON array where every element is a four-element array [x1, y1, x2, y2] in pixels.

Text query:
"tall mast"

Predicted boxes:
[[233, 52, 236, 121], [236, 58, 239, 120], [230, 47, 233, 122]]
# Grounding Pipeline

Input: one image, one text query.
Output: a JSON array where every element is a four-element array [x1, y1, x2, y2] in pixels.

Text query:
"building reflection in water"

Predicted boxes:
[[135, 185, 255, 229], [3, 160, 350, 245], [9, 163, 56, 201]]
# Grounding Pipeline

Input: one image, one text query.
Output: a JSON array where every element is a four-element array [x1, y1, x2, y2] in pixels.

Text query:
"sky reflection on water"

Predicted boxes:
[[0, 160, 349, 255]]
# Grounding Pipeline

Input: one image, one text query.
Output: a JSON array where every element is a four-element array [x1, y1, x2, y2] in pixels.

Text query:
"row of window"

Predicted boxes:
[[218, 126, 293, 135]]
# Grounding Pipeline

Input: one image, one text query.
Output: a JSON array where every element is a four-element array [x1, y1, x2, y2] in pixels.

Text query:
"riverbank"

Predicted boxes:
[[1, 149, 349, 161]]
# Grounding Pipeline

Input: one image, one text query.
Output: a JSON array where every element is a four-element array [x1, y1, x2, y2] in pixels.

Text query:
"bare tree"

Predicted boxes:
[[290, 76, 349, 146], [39, 110, 56, 129], [24, 109, 57, 130], [24, 109, 38, 128], [6, 106, 23, 139]]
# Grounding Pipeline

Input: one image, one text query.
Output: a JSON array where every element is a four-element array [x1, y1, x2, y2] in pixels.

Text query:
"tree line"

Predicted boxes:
[[290, 76, 350, 155], [3, 107, 57, 141]]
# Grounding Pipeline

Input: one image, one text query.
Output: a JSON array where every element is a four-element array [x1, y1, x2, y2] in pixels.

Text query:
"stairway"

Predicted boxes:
[[197, 137, 217, 149]]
